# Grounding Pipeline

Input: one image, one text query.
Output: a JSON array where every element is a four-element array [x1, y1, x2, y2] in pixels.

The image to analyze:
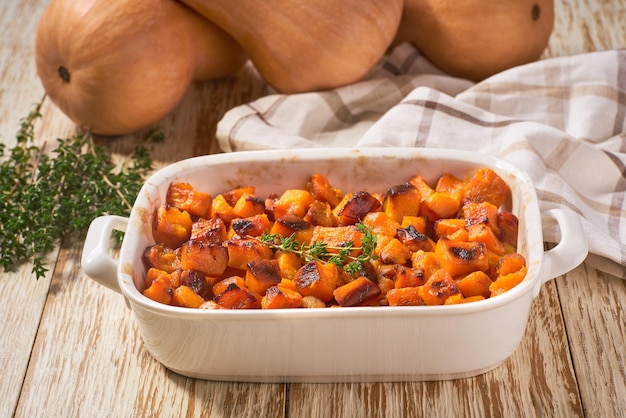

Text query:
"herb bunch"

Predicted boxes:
[[257, 223, 378, 274], [0, 98, 161, 279]]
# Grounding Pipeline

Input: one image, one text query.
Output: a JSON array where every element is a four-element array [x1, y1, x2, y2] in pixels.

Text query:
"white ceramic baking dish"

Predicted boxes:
[[81, 148, 587, 382]]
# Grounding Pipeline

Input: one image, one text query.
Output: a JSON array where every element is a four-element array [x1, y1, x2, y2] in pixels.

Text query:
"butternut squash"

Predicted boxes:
[[394, 0, 554, 81], [181, 0, 404, 93], [35, 0, 247, 135]]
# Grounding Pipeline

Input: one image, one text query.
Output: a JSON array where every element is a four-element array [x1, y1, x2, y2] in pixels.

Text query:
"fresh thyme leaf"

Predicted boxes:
[[252, 222, 378, 273], [0, 97, 159, 279]]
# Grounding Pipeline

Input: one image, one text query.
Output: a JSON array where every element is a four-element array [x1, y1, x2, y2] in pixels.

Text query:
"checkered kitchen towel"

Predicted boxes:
[[217, 43, 626, 279]]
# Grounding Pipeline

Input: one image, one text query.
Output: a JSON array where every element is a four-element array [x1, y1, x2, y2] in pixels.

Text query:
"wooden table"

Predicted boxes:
[[1, 1, 625, 417]]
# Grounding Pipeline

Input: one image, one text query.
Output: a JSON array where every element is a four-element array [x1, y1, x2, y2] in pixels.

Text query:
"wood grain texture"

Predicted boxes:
[[1, 0, 625, 417]]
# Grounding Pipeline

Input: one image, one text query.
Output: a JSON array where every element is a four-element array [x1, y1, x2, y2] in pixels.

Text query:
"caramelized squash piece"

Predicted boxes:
[[222, 186, 256, 207], [435, 237, 489, 277], [306, 173, 343, 208], [491, 253, 527, 280], [294, 260, 339, 303], [245, 259, 282, 296], [467, 223, 506, 255], [276, 251, 302, 280], [270, 214, 314, 244], [435, 173, 467, 197], [225, 236, 274, 270], [333, 191, 381, 225], [310, 225, 363, 258], [463, 168, 510, 208], [463, 201, 500, 235], [421, 191, 461, 220], [333, 277, 380, 307], [144, 267, 181, 289], [304, 200, 337, 227], [391, 265, 426, 288], [172, 285, 205, 308], [213, 281, 262, 309], [362, 211, 400, 239], [166, 182, 212, 218], [143, 277, 174, 305], [417, 268, 460, 305], [456, 270, 492, 298], [400, 215, 429, 234], [262, 285, 303, 309], [230, 213, 272, 238], [142, 243, 181, 273], [408, 175, 435, 201], [382, 183, 421, 224], [410, 250, 440, 281], [212, 276, 245, 296], [434, 218, 467, 240], [490, 267, 527, 296], [377, 238, 411, 265], [272, 189, 315, 219], [210, 194, 237, 225], [232, 192, 266, 218], [387, 287, 426, 306], [396, 225, 434, 252], [497, 211, 519, 252], [180, 240, 228, 277], [191, 217, 227, 244], [152, 205, 192, 249]]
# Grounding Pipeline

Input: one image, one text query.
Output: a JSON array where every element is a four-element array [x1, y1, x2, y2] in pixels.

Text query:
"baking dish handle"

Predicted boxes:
[[81, 215, 128, 294], [539, 209, 588, 288]]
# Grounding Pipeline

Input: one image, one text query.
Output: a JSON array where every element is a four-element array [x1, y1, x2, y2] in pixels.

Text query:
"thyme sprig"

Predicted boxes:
[[0, 98, 161, 279], [256, 222, 378, 274]]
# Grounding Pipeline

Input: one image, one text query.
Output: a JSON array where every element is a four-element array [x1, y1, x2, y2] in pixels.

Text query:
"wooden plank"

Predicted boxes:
[[287, 280, 583, 417], [15, 233, 286, 418], [556, 264, 626, 416]]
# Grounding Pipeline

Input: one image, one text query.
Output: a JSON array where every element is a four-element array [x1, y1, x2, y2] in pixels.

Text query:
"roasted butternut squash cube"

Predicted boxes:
[[434, 218, 467, 240], [362, 211, 400, 239], [400, 216, 429, 234], [276, 251, 302, 280], [232, 192, 266, 219], [179, 269, 207, 295], [301, 295, 327, 308], [382, 183, 421, 224], [245, 259, 282, 296], [143, 277, 174, 305], [165, 182, 211, 218], [310, 225, 363, 258], [392, 265, 426, 288], [410, 250, 441, 281], [423, 191, 461, 220], [190, 217, 227, 244], [270, 214, 314, 244], [166, 182, 212, 218], [210, 194, 237, 225], [491, 253, 527, 280], [462, 167, 510, 208], [467, 223, 506, 255], [294, 260, 339, 303], [497, 211, 519, 252], [408, 175, 435, 200], [142, 243, 181, 273], [490, 267, 527, 296], [180, 240, 228, 277], [272, 189, 315, 219], [417, 268, 460, 305], [261, 285, 303, 309], [377, 238, 411, 265], [306, 173, 343, 208], [456, 270, 492, 298], [304, 200, 337, 227], [152, 204, 192, 249], [230, 213, 272, 238], [333, 191, 381, 226], [144, 267, 181, 289], [386, 287, 426, 306], [212, 276, 245, 296], [213, 281, 262, 309], [172, 285, 205, 308], [225, 236, 274, 270], [222, 186, 256, 207], [463, 201, 500, 235], [435, 237, 489, 277], [396, 225, 434, 252], [333, 277, 380, 307], [435, 173, 467, 197]]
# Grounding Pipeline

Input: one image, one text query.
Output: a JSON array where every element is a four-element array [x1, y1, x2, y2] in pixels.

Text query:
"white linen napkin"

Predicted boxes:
[[216, 43, 626, 279]]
